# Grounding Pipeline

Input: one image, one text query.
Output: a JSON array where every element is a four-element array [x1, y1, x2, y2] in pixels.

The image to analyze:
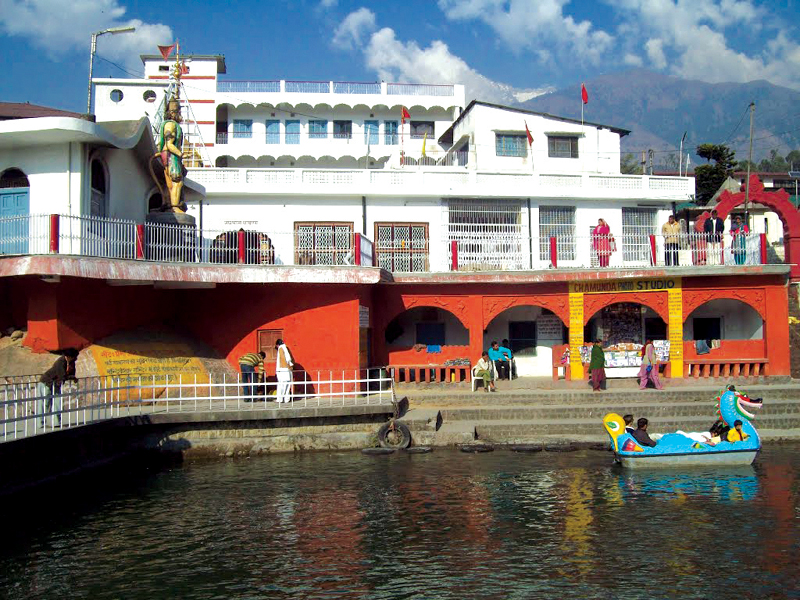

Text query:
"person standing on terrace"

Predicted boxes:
[[592, 218, 614, 267], [238, 351, 265, 401], [662, 214, 681, 266], [731, 215, 749, 265], [275, 339, 294, 404], [704, 209, 725, 265], [588, 340, 606, 392]]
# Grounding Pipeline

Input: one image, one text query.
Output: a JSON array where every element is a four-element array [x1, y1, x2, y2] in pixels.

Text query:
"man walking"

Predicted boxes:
[[38, 349, 78, 429], [238, 351, 265, 401], [275, 339, 294, 404], [661, 214, 681, 266], [704, 209, 725, 265]]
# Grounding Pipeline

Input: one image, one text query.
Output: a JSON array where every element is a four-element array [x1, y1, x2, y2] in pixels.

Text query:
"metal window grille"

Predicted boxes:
[[266, 120, 280, 144], [547, 136, 579, 158], [495, 134, 527, 157], [364, 120, 379, 145], [539, 206, 576, 261], [333, 120, 352, 139], [232, 119, 253, 139], [375, 223, 428, 272], [622, 207, 657, 264], [410, 121, 434, 139], [309, 120, 328, 139], [384, 121, 398, 145], [285, 120, 300, 144], [295, 222, 353, 265], [447, 200, 524, 270]]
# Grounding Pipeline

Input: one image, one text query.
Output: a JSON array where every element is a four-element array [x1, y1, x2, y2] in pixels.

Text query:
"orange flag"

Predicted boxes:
[[401, 106, 410, 124]]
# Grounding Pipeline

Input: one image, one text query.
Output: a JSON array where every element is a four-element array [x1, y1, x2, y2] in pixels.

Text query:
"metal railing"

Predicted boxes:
[[285, 81, 331, 93], [217, 81, 281, 93], [59, 214, 137, 259], [0, 214, 50, 255], [0, 369, 395, 443], [333, 82, 382, 94], [387, 83, 455, 96], [216, 80, 455, 97]]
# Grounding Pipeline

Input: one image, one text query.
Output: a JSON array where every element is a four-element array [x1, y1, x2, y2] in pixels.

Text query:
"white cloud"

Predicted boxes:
[[438, 0, 614, 65], [0, 0, 172, 73], [332, 7, 376, 50], [319, 0, 338, 7], [623, 53, 643, 67], [645, 39, 666, 70]]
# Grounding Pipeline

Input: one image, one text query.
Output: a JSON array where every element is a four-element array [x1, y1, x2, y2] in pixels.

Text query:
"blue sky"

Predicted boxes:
[[1, 0, 799, 111]]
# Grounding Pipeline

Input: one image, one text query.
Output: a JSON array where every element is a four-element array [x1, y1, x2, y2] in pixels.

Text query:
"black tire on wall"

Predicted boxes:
[[378, 421, 412, 449]]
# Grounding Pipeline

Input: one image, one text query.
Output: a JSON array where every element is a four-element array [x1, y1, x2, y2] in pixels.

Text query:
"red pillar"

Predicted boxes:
[[49, 214, 59, 253], [237, 229, 246, 264], [354, 233, 362, 266], [760, 233, 767, 264], [450, 240, 458, 271], [764, 285, 790, 376], [135, 224, 145, 259], [649, 234, 656, 266], [549, 236, 558, 268]]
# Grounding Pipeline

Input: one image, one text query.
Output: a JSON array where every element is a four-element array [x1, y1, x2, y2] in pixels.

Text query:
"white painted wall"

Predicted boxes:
[[92, 147, 151, 222], [684, 299, 763, 340], [0, 143, 75, 215], [483, 305, 566, 377]]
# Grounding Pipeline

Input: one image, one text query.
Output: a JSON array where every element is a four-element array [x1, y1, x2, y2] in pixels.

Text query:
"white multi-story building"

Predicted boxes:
[[92, 53, 694, 276]]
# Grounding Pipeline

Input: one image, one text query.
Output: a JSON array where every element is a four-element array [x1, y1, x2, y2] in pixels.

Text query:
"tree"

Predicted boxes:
[[620, 153, 640, 174], [786, 150, 800, 170], [694, 143, 736, 204], [737, 160, 757, 172]]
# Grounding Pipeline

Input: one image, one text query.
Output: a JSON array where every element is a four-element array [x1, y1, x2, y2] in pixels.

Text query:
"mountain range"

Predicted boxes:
[[519, 69, 800, 170]]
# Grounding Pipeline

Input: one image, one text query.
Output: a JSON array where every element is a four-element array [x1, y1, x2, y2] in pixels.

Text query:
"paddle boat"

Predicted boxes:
[[603, 387, 763, 468]]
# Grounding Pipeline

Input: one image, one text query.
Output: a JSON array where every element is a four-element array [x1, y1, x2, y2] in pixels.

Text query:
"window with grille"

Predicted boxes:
[[495, 134, 527, 157], [233, 119, 253, 139], [384, 120, 398, 145], [285, 120, 300, 144], [266, 120, 280, 144], [294, 222, 354, 265], [364, 120, 379, 145], [333, 120, 352, 139], [539, 206, 576, 261], [410, 121, 434, 139], [258, 329, 283, 361], [622, 207, 657, 264], [547, 136, 579, 158], [447, 199, 525, 270], [309, 120, 327, 139], [375, 223, 429, 272]]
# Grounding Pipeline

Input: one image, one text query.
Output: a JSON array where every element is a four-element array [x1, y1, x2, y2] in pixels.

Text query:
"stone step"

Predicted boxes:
[[399, 408, 442, 432], [413, 421, 476, 446], [435, 400, 800, 423], [404, 384, 800, 407], [472, 414, 800, 443]]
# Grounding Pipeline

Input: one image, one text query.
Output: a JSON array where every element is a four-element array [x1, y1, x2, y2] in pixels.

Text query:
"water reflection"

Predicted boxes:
[[0, 447, 798, 599]]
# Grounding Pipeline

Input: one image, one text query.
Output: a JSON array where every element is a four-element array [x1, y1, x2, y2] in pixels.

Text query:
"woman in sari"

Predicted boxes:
[[638, 339, 664, 390], [731, 215, 749, 265], [691, 217, 707, 265], [588, 340, 606, 392], [592, 218, 613, 267]]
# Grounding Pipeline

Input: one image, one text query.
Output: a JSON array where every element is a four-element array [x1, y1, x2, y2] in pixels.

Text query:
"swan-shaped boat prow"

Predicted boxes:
[[603, 387, 762, 468]]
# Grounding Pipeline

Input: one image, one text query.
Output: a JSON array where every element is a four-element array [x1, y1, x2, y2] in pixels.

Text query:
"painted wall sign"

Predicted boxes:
[[569, 278, 681, 294], [359, 305, 370, 328], [538, 313, 563, 340]]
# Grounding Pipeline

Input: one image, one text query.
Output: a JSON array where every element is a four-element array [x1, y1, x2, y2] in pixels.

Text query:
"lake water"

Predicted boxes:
[[2, 444, 799, 599]]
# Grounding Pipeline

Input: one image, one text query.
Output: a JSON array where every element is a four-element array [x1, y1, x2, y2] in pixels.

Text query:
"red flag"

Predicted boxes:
[[401, 106, 410, 124], [158, 43, 176, 61], [581, 83, 589, 105], [180, 61, 189, 75], [524, 120, 533, 146]]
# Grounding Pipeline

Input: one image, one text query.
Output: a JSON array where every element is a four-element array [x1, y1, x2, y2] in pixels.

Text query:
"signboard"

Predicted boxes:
[[667, 288, 684, 377], [91, 342, 210, 400], [568, 293, 584, 379], [359, 305, 370, 328], [538, 313, 563, 340], [569, 278, 681, 294]]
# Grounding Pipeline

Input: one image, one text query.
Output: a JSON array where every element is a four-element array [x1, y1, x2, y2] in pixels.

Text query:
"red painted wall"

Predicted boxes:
[[178, 283, 369, 377], [683, 339, 766, 360]]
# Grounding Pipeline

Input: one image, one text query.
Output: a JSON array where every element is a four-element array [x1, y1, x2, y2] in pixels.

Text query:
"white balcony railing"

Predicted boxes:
[[188, 167, 694, 200], [0, 215, 771, 275], [216, 80, 455, 97]]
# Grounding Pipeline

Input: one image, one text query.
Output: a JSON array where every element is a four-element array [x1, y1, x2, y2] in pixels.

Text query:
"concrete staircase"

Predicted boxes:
[[399, 384, 800, 447]]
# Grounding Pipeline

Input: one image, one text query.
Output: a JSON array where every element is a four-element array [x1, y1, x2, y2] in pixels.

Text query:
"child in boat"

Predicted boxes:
[[727, 419, 750, 442], [623, 414, 635, 433]]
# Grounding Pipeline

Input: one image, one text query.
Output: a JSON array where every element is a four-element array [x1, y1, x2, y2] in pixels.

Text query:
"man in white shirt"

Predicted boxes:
[[275, 338, 294, 403]]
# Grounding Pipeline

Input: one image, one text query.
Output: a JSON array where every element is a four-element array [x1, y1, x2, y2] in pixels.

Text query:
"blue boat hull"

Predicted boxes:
[[617, 447, 760, 469]]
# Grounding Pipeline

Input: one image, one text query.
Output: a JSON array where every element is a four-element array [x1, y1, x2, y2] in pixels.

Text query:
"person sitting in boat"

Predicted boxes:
[[623, 414, 635, 434], [727, 419, 750, 442], [631, 417, 657, 447]]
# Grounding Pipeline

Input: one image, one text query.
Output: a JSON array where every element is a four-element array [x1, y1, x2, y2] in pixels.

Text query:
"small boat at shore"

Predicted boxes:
[[603, 387, 763, 469]]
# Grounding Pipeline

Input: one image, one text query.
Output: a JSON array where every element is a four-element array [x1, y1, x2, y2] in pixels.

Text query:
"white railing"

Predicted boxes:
[[447, 232, 767, 271], [58, 214, 137, 259], [188, 168, 694, 199], [285, 81, 331, 93], [0, 369, 395, 443], [216, 80, 454, 97], [358, 236, 374, 267], [218, 80, 281, 93], [387, 83, 455, 96], [333, 82, 382, 94], [0, 214, 50, 255]]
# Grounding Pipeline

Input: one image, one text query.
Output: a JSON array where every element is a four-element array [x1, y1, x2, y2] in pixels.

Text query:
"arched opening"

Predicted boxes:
[[685, 299, 763, 341], [0, 168, 30, 189], [384, 306, 470, 368], [147, 190, 162, 212], [216, 104, 229, 145], [584, 302, 668, 378], [89, 158, 107, 217], [484, 305, 567, 377]]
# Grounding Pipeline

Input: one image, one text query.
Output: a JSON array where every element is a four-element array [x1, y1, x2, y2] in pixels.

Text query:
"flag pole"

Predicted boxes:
[[401, 108, 405, 168]]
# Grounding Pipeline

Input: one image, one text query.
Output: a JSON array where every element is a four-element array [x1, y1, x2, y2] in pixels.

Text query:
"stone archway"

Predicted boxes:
[[698, 174, 800, 279]]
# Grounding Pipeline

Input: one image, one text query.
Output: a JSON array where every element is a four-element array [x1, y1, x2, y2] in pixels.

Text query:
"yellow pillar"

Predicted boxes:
[[569, 292, 585, 380], [667, 288, 683, 378]]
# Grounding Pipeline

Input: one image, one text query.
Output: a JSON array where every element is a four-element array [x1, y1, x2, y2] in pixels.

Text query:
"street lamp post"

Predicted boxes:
[[87, 26, 136, 115]]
